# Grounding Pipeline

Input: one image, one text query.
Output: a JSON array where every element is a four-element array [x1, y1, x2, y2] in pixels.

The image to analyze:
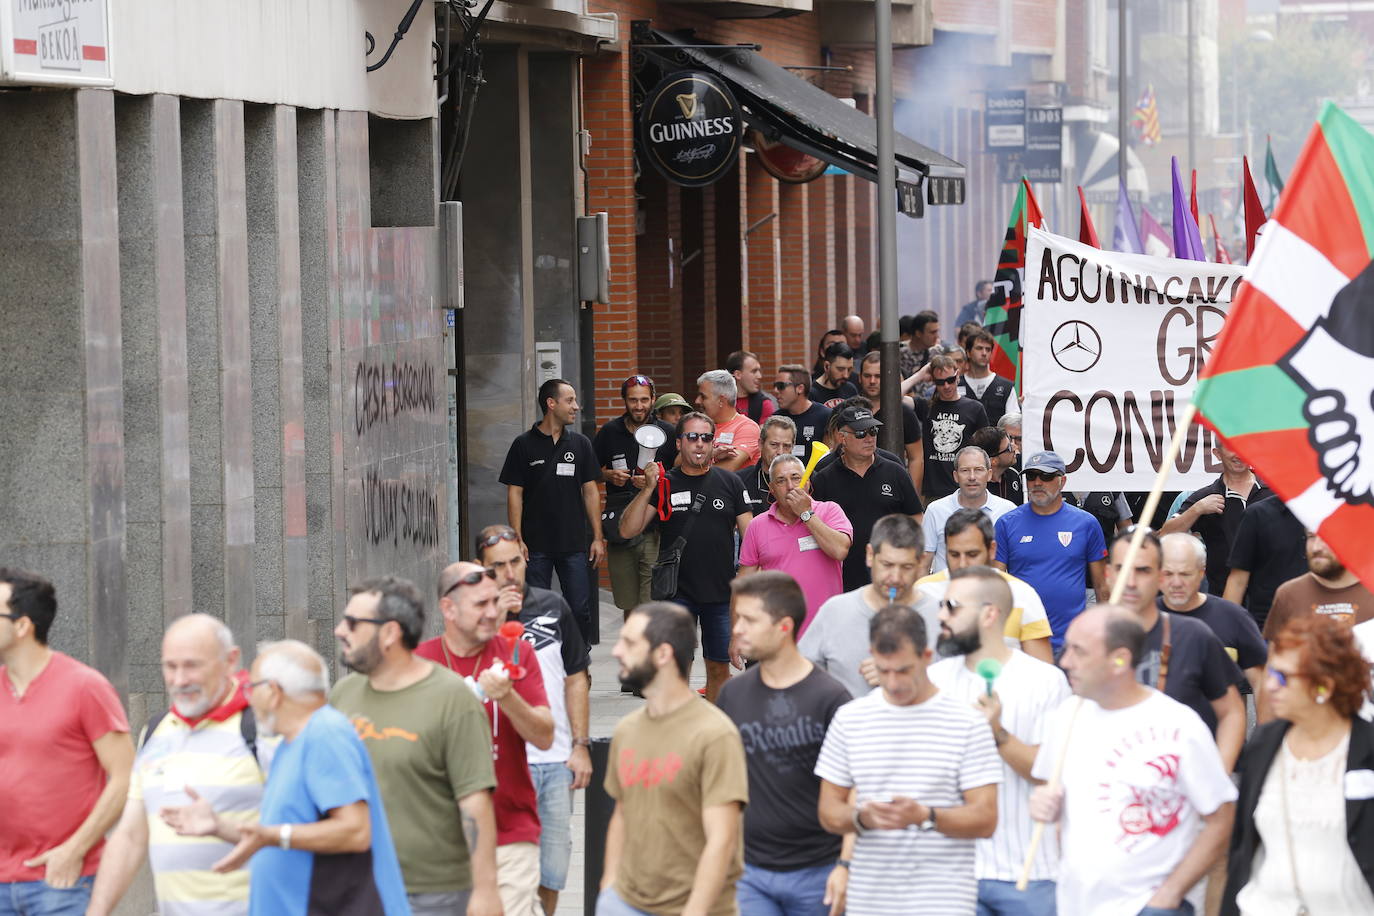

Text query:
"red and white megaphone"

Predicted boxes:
[[497, 620, 529, 680]]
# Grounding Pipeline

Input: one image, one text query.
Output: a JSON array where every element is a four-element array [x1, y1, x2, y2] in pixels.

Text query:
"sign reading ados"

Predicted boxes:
[[1021, 228, 1249, 490]]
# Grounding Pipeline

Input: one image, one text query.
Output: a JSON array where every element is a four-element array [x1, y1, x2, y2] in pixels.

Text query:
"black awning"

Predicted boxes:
[[635, 26, 965, 206]]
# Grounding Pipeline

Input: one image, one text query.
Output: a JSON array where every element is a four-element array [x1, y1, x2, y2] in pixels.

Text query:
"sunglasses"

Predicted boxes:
[[681, 431, 714, 443], [773, 381, 795, 391], [938, 598, 965, 613], [478, 530, 520, 550], [442, 566, 496, 597], [994, 445, 1015, 457], [342, 614, 393, 632], [846, 428, 876, 439], [934, 376, 959, 386], [1024, 470, 1062, 482], [1267, 666, 1291, 688]]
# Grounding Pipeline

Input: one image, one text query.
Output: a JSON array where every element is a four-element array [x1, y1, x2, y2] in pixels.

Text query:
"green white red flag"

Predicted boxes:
[[1194, 102, 1374, 587], [982, 178, 1044, 387]]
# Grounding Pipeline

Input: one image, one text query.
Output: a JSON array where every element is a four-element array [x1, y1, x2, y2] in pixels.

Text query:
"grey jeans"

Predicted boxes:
[[407, 890, 471, 916]]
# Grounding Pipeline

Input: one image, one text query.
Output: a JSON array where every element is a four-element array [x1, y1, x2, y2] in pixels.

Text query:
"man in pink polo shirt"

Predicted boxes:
[[738, 454, 853, 636]]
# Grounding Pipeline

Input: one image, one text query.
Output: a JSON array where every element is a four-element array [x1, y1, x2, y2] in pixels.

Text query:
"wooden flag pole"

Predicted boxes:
[[1015, 400, 1200, 891]]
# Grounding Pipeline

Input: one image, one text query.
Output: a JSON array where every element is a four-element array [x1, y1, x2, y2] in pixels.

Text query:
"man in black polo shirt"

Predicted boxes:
[[856, 351, 924, 493], [811, 406, 923, 591], [594, 375, 678, 617], [619, 411, 753, 702], [1161, 443, 1272, 596], [973, 426, 1023, 505], [957, 329, 1018, 427], [774, 364, 831, 452], [738, 415, 798, 515], [809, 343, 858, 409], [1222, 495, 1308, 630], [499, 377, 604, 642], [922, 355, 989, 502]]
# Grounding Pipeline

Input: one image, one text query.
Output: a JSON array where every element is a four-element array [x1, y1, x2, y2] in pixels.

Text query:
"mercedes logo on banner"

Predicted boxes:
[[1051, 320, 1103, 373], [640, 70, 743, 188]]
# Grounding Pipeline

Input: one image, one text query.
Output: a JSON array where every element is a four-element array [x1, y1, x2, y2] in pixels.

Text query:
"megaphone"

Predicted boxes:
[[798, 440, 830, 489], [634, 424, 667, 470]]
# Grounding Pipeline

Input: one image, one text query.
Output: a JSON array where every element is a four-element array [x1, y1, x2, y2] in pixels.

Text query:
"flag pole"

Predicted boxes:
[[1016, 400, 1200, 892]]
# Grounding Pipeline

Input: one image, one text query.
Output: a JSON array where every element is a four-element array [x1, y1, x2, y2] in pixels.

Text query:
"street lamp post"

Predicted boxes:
[[875, 0, 902, 460]]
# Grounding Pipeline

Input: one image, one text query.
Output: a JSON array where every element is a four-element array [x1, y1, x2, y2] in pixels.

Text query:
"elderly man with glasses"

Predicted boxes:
[[419, 561, 555, 916], [922, 355, 989, 503]]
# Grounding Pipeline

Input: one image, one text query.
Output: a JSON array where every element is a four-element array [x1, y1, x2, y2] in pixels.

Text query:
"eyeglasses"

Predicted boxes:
[[1024, 470, 1062, 482], [1267, 666, 1292, 688], [342, 614, 393, 632], [994, 445, 1015, 457], [478, 530, 520, 550], [247, 678, 276, 692], [442, 566, 496, 597], [934, 376, 959, 386], [0, 613, 18, 622], [846, 428, 876, 439], [681, 431, 714, 443]]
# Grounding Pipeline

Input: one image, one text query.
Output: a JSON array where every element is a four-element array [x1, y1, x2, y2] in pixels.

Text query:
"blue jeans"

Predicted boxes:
[[529, 761, 573, 890], [595, 886, 654, 915], [977, 878, 1057, 916], [527, 551, 593, 643], [1138, 905, 1194, 916], [680, 599, 731, 663], [738, 861, 833, 916], [0, 877, 94, 916]]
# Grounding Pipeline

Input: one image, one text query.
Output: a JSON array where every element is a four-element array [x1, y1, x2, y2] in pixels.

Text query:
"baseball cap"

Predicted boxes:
[[1023, 451, 1067, 475], [837, 406, 883, 431], [653, 393, 691, 412]]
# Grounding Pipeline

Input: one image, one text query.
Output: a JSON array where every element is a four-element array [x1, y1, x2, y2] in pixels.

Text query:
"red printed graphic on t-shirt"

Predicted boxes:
[[618, 748, 684, 788], [1115, 753, 1184, 848]]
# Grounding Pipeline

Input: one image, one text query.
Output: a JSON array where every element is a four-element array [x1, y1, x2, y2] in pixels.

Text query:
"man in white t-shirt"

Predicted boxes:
[[916, 509, 1054, 664], [921, 446, 1015, 576], [1029, 606, 1237, 916], [815, 605, 1001, 916], [928, 566, 1070, 915]]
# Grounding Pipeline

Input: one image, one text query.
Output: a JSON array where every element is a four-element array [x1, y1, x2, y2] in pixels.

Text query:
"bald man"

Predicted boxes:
[[842, 315, 868, 359], [419, 562, 553, 916], [1030, 607, 1236, 916], [91, 614, 267, 915]]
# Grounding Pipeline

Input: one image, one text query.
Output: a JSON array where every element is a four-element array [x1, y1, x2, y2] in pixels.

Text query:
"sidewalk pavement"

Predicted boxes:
[[560, 588, 710, 915]]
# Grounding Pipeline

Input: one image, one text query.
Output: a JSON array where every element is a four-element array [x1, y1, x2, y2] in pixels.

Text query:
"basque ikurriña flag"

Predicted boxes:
[[1194, 102, 1374, 587], [982, 178, 1044, 389]]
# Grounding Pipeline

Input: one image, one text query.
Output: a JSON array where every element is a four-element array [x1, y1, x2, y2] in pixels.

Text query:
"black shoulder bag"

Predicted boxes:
[[650, 487, 708, 601]]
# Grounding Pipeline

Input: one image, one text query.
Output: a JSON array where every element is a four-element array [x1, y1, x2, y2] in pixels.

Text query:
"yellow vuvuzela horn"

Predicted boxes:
[[798, 440, 830, 489]]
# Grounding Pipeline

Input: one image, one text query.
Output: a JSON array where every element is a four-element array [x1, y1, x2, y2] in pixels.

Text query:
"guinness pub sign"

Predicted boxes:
[[640, 70, 743, 188]]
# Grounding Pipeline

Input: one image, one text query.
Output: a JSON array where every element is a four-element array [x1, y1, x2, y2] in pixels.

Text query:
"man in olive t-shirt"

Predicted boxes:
[[600, 602, 749, 916], [329, 576, 502, 916]]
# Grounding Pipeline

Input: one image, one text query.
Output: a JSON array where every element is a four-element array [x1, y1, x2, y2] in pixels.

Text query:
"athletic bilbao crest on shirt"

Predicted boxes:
[[1058, 531, 1073, 547]]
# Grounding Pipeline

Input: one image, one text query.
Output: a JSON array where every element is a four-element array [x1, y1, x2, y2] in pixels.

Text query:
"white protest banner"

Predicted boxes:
[[1021, 227, 1248, 491]]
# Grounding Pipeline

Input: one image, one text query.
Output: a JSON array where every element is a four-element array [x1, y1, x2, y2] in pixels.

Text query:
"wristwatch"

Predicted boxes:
[[573, 737, 592, 748], [799, 509, 815, 523], [851, 804, 869, 836], [279, 824, 293, 850], [917, 808, 938, 832]]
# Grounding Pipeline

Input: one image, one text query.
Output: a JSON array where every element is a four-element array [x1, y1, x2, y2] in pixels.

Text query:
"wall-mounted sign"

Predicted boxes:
[[751, 130, 826, 184], [640, 70, 743, 188], [1, 0, 113, 86], [999, 107, 1062, 183], [985, 90, 1026, 151]]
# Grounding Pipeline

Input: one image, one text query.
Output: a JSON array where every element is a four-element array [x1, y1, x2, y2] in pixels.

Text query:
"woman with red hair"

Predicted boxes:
[[1222, 615, 1374, 914]]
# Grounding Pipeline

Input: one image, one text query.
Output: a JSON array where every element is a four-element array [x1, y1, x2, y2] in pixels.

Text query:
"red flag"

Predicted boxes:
[[1077, 186, 1100, 248], [1022, 177, 1044, 229], [1190, 169, 1200, 224], [1242, 155, 1267, 261], [1208, 213, 1232, 264]]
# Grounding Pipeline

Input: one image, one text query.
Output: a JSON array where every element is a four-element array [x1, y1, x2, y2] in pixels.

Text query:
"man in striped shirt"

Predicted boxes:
[[815, 605, 1001, 915], [928, 567, 1070, 915], [88, 614, 267, 916]]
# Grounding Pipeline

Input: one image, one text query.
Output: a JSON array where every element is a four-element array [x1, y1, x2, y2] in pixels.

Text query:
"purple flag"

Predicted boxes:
[[1113, 178, 1144, 254], [1171, 156, 1206, 260]]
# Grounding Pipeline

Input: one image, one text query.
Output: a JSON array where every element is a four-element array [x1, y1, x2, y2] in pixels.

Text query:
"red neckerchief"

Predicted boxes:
[[656, 462, 672, 521], [170, 669, 251, 728]]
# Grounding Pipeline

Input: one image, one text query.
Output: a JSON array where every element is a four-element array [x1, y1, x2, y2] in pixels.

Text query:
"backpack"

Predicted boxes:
[[140, 706, 261, 769]]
